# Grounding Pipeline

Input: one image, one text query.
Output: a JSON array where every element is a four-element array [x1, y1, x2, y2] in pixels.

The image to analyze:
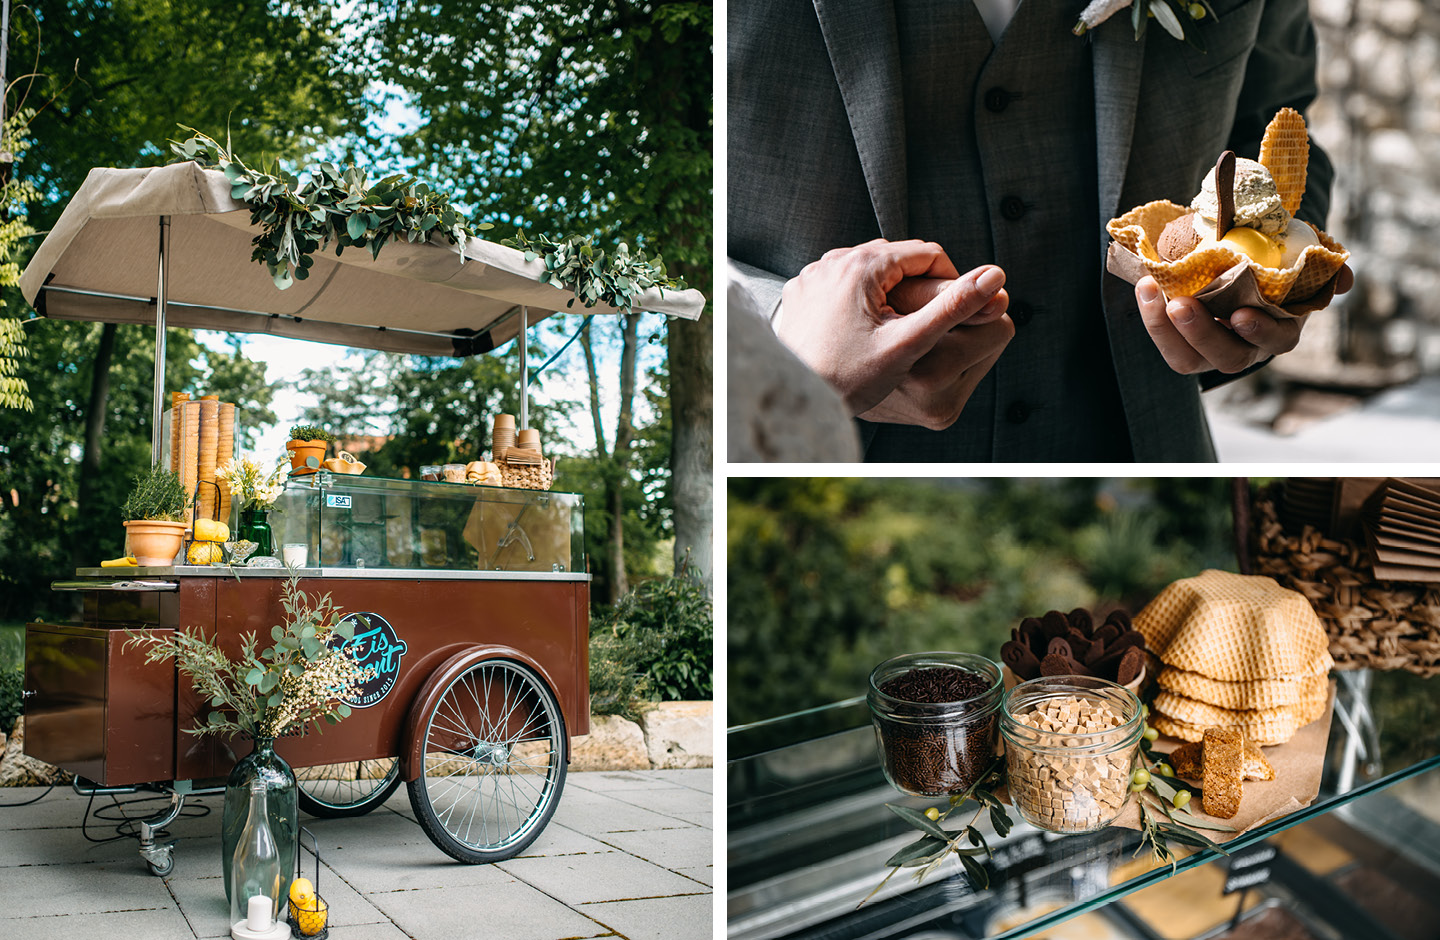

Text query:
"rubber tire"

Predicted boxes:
[[298, 760, 403, 819], [147, 851, 175, 877], [407, 659, 567, 864]]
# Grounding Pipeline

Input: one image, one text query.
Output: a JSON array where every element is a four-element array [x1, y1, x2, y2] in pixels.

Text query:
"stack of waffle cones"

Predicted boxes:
[[1106, 108, 1349, 314], [169, 393, 238, 525], [1134, 569, 1332, 746]]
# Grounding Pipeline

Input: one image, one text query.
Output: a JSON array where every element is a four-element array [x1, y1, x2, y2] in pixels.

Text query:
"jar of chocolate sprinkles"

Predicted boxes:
[[867, 652, 1003, 797]]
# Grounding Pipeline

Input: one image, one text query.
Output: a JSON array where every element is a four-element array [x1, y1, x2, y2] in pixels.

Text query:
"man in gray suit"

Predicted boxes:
[[729, 0, 1350, 462]]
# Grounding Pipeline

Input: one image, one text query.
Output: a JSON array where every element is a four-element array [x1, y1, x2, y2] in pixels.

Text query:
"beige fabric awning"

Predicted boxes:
[[20, 162, 706, 357]]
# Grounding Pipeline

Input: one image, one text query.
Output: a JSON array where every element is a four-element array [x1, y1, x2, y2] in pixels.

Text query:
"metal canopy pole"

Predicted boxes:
[[518, 305, 528, 430], [151, 216, 170, 467]]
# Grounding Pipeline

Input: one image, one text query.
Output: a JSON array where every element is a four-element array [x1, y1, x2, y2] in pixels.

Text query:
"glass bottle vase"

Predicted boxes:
[[230, 778, 283, 929], [222, 736, 297, 905], [239, 508, 274, 558]]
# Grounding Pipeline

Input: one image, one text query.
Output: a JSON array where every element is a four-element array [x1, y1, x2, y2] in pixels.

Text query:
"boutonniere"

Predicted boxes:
[[1074, 0, 1217, 45]]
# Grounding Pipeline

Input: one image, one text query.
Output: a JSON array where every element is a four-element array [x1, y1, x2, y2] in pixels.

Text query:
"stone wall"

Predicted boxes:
[[1301, 0, 1440, 379]]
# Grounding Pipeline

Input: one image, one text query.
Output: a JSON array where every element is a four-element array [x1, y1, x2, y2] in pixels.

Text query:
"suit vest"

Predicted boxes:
[[862, 0, 1132, 461]]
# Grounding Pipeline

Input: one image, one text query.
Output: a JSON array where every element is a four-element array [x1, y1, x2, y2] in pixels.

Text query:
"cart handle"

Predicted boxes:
[[50, 580, 179, 592]]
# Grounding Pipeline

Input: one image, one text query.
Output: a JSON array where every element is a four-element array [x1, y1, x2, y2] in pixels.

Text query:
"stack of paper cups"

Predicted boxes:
[[492, 414, 516, 460]]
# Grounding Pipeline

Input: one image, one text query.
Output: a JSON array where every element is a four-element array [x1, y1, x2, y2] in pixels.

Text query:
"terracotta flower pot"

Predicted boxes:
[[286, 439, 329, 474], [123, 519, 188, 567]]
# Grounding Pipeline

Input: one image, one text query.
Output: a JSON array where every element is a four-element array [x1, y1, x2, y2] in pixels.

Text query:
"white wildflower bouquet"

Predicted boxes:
[[124, 577, 373, 739], [218, 454, 288, 511]]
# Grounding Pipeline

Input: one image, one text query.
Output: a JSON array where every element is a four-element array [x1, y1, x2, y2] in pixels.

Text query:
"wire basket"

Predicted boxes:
[[1243, 482, 1440, 676], [286, 828, 330, 939]]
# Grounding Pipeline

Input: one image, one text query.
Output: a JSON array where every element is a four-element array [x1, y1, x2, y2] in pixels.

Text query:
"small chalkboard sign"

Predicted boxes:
[[1222, 843, 1277, 895]]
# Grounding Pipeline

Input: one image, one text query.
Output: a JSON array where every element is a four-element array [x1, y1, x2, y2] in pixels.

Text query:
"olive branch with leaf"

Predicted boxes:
[[169, 129, 685, 312]]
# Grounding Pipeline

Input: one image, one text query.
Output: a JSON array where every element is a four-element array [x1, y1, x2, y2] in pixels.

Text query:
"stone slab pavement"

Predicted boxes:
[[0, 769, 712, 940]]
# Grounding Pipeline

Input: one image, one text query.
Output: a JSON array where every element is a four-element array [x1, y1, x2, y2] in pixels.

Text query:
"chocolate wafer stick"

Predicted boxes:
[[1215, 150, 1236, 238]]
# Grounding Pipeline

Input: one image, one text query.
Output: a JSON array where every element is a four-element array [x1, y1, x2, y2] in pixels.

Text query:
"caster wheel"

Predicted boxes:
[[147, 851, 175, 877]]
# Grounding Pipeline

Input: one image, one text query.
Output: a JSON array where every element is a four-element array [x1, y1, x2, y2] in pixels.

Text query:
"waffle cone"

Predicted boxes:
[[1154, 710, 1296, 748], [1259, 107, 1309, 218], [1154, 690, 1323, 746], [1157, 656, 1331, 711], [1134, 570, 1330, 682], [1107, 202, 1348, 308], [217, 403, 235, 523]]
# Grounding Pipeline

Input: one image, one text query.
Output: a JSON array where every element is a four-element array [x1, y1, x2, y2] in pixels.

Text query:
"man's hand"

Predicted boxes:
[[1135, 266, 1353, 375], [776, 239, 1014, 426]]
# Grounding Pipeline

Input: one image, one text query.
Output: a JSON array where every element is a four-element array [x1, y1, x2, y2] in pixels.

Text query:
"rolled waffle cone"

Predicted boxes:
[[1259, 107, 1308, 218], [1157, 656, 1331, 711], [179, 402, 199, 520], [170, 393, 189, 473], [217, 403, 235, 522], [1106, 201, 1348, 307], [1154, 689, 1325, 746], [197, 398, 220, 521], [1134, 569, 1330, 682]]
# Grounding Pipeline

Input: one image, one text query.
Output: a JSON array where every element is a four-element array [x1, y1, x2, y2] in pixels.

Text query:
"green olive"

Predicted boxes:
[[950, 794, 964, 806], [1140, 704, 1149, 719], [925, 807, 940, 821], [1156, 762, 1174, 777], [1173, 790, 1191, 809], [1130, 781, 1148, 793], [1143, 726, 1159, 743], [1131, 768, 1152, 786], [1188, 2, 1206, 19]]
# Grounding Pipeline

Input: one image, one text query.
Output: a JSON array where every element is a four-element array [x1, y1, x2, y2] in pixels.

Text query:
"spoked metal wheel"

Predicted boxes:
[[408, 659, 567, 863], [298, 758, 402, 818]]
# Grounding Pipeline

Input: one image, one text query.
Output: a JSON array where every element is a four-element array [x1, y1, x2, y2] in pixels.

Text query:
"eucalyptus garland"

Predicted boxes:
[[169, 129, 686, 312], [502, 231, 687, 313]]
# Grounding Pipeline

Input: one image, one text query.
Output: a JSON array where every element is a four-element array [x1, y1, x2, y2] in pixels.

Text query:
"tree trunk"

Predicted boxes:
[[580, 321, 608, 456], [606, 313, 640, 603], [72, 323, 117, 574], [668, 294, 712, 591]]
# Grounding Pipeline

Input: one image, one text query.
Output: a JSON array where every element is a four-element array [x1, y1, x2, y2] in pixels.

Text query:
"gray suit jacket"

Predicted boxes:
[[728, 0, 1332, 462]]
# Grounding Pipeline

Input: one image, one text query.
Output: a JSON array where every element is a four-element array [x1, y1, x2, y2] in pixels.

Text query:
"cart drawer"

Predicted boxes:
[[24, 623, 177, 786]]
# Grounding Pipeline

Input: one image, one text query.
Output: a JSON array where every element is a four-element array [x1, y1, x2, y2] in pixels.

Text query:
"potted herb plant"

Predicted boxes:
[[124, 577, 372, 910], [285, 425, 333, 474], [121, 466, 192, 566]]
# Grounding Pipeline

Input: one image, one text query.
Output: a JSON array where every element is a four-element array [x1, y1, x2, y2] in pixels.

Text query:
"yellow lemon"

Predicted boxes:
[[194, 519, 230, 542], [296, 897, 328, 936], [289, 877, 316, 907], [186, 541, 223, 565], [1221, 227, 1282, 268]]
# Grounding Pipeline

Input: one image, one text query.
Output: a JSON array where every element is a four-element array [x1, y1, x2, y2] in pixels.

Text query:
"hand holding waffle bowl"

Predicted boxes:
[[1107, 108, 1350, 321]]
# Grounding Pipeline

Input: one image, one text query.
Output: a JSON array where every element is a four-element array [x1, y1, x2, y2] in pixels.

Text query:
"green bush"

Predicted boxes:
[[0, 668, 21, 735], [589, 567, 713, 718]]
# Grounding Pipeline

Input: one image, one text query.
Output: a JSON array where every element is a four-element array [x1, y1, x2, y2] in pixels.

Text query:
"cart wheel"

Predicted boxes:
[[298, 759, 402, 818], [147, 848, 175, 877], [407, 659, 567, 863]]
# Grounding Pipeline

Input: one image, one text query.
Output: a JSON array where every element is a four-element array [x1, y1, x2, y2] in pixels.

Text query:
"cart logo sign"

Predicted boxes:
[[334, 612, 407, 708]]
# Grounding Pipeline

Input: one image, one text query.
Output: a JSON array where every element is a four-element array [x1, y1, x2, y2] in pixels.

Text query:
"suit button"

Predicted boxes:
[[984, 87, 1011, 113], [1000, 195, 1027, 220], [1005, 401, 1032, 424], [1011, 301, 1033, 327]]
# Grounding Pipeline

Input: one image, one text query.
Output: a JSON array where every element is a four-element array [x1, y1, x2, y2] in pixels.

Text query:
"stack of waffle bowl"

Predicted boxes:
[[169, 393, 237, 525], [1106, 108, 1349, 318], [1134, 569, 1332, 746]]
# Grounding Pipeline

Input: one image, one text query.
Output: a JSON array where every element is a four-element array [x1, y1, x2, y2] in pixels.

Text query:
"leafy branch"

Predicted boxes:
[[124, 576, 372, 738], [1132, 716, 1235, 868], [502, 231, 687, 313], [171, 128, 488, 290], [861, 758, 1010, 907], [169, 128, 688, 312]]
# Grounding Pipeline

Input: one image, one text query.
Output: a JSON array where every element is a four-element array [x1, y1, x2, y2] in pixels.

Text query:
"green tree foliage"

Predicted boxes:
[[727, 479, 1238, 737]]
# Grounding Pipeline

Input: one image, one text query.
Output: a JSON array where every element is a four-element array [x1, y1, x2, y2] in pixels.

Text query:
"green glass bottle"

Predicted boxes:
[[222, 737, 297, 905], [239, 508, 275, 558], [229, 778, 282, 928]]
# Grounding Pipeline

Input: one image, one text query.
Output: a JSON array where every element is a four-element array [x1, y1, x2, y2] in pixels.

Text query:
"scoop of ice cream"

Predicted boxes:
[[1193, 214, 1322, 269], [1191, 157, 1289, 235], [1158, 213, 1204, 261], [1276, 218, 1321, 267]]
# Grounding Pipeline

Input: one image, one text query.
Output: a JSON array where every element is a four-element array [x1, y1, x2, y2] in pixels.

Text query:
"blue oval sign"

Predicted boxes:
[[335, 612, 408, 708]]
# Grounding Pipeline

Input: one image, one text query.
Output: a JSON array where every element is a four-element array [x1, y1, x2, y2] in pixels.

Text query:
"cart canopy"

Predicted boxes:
[[20, 162, 706, 357]]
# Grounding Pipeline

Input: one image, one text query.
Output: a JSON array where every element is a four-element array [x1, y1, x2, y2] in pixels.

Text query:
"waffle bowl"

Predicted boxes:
[[1106, 108, 1349, 319]]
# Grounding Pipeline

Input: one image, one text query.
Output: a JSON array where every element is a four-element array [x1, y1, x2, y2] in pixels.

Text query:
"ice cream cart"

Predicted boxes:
[[14, 159, 705, 875]]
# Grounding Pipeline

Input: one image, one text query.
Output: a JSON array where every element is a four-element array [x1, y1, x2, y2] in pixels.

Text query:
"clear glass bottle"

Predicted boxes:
[[230, 778, 282, 929]]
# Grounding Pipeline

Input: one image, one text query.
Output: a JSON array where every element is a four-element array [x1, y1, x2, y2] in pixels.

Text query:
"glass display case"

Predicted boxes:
[[267, 472, 583, 574]]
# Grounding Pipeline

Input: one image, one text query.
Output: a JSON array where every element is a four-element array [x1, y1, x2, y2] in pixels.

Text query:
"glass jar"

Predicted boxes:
[[867, 652, 1003, 797], [239, 507, 275, 558], [229, 778, 283, 929], [1000, 676, 1143, 833]]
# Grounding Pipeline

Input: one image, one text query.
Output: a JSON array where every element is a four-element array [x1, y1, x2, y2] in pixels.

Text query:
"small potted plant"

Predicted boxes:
[[121, 466, 192, 566], [285, 425, 334, 474]]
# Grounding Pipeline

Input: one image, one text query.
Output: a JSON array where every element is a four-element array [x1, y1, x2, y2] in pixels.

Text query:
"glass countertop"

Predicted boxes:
[[727, 669, 1440, 940]]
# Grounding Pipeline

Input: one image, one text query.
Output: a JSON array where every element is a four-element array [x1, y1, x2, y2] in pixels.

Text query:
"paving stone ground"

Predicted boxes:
[[0, 769, 712, 940]]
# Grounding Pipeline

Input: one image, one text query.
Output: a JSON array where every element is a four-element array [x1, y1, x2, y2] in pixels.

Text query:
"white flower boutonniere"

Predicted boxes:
[[1074, 0, 1217, 45]]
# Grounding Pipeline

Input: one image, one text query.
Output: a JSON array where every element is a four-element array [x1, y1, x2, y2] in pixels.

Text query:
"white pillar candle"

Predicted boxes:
[[246, 895, 272, 931]]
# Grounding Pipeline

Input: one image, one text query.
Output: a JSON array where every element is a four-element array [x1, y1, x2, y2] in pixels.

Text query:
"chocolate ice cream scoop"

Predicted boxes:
[[1158, 212, 1203, 261]]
